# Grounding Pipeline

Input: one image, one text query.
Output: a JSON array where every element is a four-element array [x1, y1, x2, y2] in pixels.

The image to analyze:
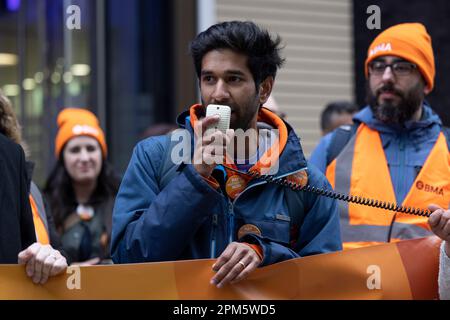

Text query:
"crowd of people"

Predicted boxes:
[[0, 20, 448, 299]]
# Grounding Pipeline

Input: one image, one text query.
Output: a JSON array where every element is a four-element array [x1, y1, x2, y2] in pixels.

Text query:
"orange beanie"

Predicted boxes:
[[364, 23, 435, 91], [55, 108, 107, 158]]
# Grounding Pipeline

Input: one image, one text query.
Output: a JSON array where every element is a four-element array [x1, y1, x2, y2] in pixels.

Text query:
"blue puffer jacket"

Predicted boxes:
[[111, 109, 342, 266], [310, 103, 444, 204]]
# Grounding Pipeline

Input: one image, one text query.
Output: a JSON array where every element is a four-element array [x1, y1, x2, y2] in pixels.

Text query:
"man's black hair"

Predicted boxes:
[[189, 21, 285, 89], [321, 101, 358, 132]]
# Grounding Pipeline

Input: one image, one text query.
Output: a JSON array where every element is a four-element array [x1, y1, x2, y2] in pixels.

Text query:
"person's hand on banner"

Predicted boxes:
[[18, 242, 68, 284], [428, 204, 450, 257], [210, 242, 261, 288]]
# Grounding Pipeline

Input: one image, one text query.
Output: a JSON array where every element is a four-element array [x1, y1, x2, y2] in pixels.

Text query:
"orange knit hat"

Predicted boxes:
[[55, 108, 107, 158], [364, 23, 435, 91]]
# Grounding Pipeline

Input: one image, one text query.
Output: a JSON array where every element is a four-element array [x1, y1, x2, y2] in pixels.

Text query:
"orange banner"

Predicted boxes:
[[0, 236, 441, 300]]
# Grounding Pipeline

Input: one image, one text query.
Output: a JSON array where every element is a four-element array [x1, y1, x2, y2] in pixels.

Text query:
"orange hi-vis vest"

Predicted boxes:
[[29, 182, 49, 245], [326, 124, 450, 250]]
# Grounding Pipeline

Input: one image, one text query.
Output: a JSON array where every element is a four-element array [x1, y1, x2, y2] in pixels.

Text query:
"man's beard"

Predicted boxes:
[[366, 82, 424, 124], [229, 105, 259, 131]]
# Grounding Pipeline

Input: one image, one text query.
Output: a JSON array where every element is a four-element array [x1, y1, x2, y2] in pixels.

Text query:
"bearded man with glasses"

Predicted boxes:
[[310, 21, 448, 269], [310, 22, 450, 299]]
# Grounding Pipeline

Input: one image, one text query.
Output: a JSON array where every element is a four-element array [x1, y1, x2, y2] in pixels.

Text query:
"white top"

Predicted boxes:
[[439, 241, 450, 300]]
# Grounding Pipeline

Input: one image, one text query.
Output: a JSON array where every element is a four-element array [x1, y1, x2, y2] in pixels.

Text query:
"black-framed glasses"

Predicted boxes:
[[368, 61, 417, 76]]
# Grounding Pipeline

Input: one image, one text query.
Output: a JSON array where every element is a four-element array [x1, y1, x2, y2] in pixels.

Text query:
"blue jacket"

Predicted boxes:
[[111, 109, 342, 266], [310, 103, 444, 204]]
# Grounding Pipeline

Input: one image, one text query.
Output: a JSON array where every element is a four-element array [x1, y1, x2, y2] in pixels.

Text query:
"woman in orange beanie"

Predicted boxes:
[[44, 108, 120, 265]]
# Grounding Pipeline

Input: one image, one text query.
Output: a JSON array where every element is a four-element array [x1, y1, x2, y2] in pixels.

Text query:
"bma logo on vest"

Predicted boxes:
[[369, 43, 392, 57], [416, 181, 444, 196]]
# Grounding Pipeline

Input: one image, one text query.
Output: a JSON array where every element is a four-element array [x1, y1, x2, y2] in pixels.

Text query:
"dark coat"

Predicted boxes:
[[0, 133, 36, 263]]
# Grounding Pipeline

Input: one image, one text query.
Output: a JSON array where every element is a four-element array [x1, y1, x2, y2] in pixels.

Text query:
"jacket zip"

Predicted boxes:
[[210, 213, 218, 258], [227, 199, 234, 244], [227, 168, 307, 245]]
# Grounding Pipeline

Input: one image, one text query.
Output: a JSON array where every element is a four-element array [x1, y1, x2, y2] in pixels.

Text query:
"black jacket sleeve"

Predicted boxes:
[[0, 134, 36, 263], [18, 143, 36, 252]]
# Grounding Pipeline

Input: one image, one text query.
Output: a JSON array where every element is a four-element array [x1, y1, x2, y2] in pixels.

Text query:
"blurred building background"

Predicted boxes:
[[0, 0, 448, 186]]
